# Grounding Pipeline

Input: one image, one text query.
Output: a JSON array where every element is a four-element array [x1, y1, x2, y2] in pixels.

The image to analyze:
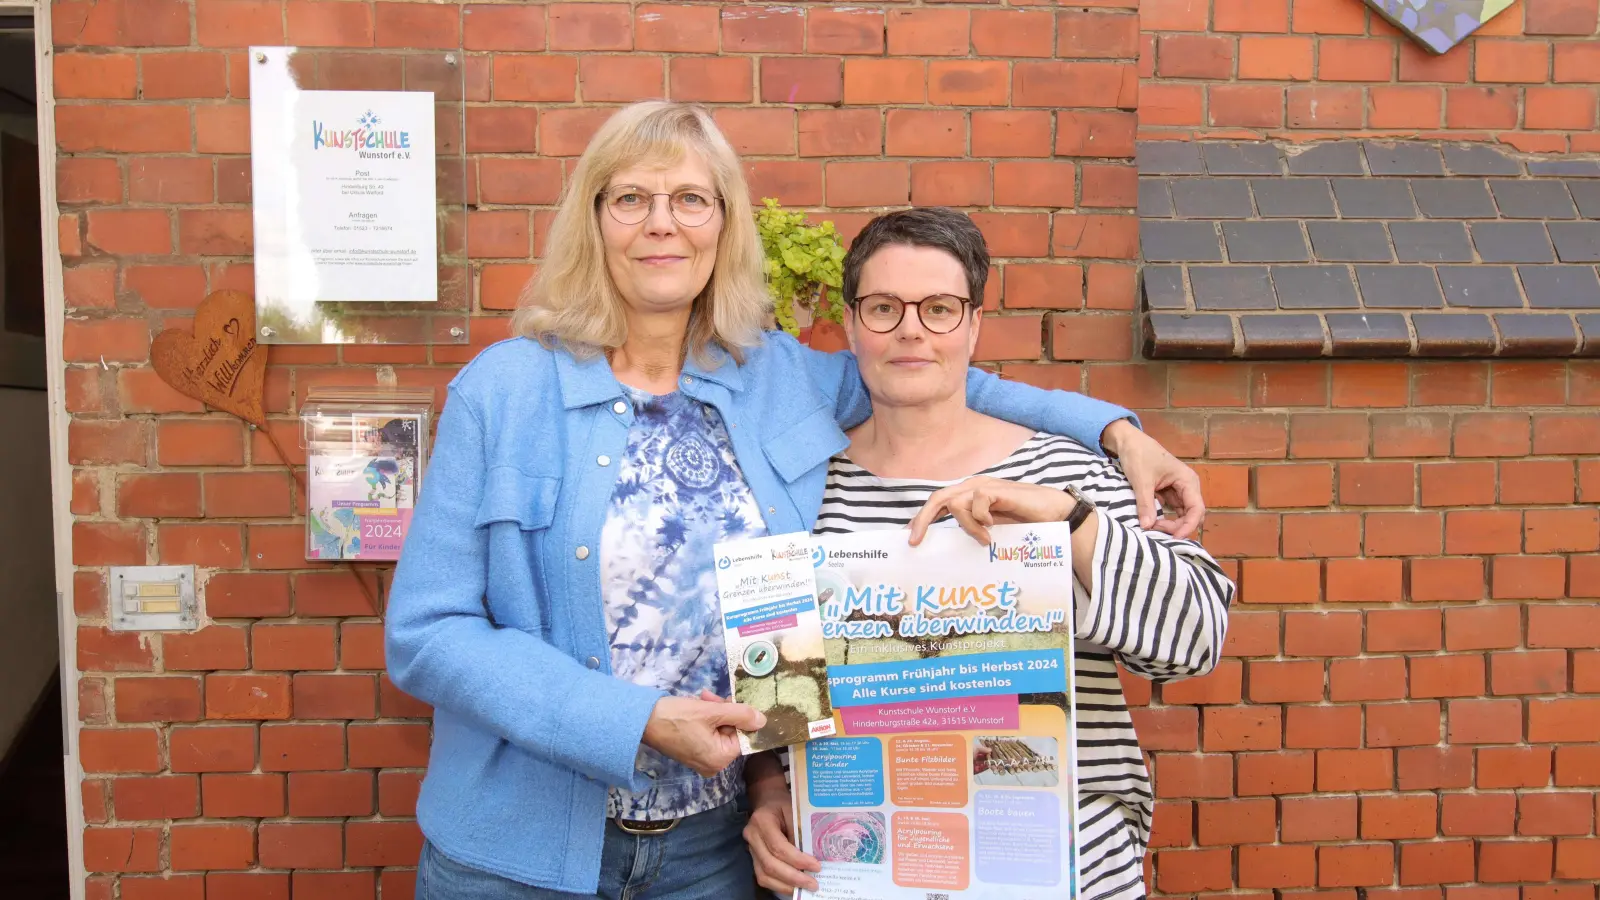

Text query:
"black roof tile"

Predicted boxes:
[[1548, 222, 1600, 263], [1390, 221, 1475, 263], [1363, 141, 1446, 177], [1142, 221, 1224, 262], [1143, 313, 1235, 358], [1355, 265, 1445, 308], [1577, 313, 1600, 356], [1223, 222, 1310, 263], [1518, 265, 1600, 309], [1202, 142, 1283, 176], [1567, 181, 1600, 219], [1469, 222, 1556, 264], [1172, 179, 1254, 219], [1490, 180, 1578, 219], [1494, 314, 1579, 356], [1527, 160, 1600, 178], [1307, 221, 1393, 262], [1239, 314, 1326, 358], [1411, 178, 1497, 219], [1442, 144, 1523, 177], [1331, 178, 1417, 219], [1412, 313, 1497, 356], [1138, 179, 1174, 218], [1271, 265, 1360, 309], [1436, 266, 1524, 308], [1189, 266, 1276, 310], [1250, 178, 1337, 219], [1141, 265, 1188, 310], [1136, 142, 1204, 175], [1285, 142, 1367, 176], [1326, 312, 1412, 356]]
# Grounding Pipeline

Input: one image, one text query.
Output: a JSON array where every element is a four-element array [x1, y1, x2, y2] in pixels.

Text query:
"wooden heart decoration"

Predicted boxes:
[[151, 289, 268, 427]]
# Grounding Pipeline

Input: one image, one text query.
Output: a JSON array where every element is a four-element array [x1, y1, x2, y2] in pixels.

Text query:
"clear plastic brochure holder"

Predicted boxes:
[[299, 386, 434, 562]]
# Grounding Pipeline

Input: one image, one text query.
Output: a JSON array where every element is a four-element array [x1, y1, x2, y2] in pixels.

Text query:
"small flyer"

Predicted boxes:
[[793, 522, 1079, 900], [713, 533, 837, 754], [306, 413, 424, 561]]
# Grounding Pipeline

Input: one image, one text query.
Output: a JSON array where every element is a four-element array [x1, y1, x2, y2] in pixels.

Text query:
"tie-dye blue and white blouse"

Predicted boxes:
[[600, 386, 768, 820]]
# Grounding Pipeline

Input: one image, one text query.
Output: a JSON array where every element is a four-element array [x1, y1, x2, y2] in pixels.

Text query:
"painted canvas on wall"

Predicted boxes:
[[1362, 0, 1517, 53]]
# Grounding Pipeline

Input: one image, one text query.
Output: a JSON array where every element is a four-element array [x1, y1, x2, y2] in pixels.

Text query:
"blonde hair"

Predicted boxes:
[[511, 101, 770, 367]]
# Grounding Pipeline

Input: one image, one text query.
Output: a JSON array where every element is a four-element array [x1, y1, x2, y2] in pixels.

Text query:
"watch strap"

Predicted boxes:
[[1063, 485, 1094, 532]]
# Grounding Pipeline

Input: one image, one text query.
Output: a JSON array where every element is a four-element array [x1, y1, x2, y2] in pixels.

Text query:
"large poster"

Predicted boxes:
[[251, 54, 437, 307], [794, 523, 1079, 900]]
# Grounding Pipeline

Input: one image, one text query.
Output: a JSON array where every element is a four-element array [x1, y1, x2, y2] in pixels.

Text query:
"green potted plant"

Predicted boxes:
[[755, 198, 848, 351]]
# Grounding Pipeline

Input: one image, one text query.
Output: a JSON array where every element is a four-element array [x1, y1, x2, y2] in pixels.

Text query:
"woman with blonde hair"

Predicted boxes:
[[386, 100, 1202, 900]]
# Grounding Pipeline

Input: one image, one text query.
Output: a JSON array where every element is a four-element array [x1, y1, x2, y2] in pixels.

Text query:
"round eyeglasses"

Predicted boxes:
[[598, 185, 722, 227], [851, 293, 973, 334]]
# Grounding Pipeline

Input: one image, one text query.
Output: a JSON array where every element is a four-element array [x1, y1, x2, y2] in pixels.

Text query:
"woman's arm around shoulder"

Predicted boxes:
[[784, 333, 1206, 539], [1067, 448, 1234, 684]]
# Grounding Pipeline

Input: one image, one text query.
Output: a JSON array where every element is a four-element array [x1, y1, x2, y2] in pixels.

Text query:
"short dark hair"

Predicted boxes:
[[841, 207, 989, 306]]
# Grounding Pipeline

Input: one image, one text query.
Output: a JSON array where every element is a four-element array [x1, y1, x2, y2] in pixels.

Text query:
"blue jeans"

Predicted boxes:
[[416, 801, 759, 900]]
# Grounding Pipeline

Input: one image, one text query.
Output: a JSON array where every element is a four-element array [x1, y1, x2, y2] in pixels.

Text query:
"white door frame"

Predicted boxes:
[[2, 2, 83, 897]]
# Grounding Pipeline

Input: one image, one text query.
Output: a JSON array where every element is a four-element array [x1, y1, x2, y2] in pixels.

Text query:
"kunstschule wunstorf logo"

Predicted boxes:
[[988, 530, 1066, 568], [313, 110, 414, 159]]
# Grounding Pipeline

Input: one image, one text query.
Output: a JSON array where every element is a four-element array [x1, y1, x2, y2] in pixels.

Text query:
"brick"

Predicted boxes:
[[1368, 700, 1443, 747], [1410, 654, 1487, 699], [547, 3, 628, 51], [1478, 746, 1553, 789], [348, 723, 431, 768], [842, 59, 924, 105], [79, 626, 155, 672], [1491, 555, 1567, 600], [74, 521, 147, 567], [250, 624, 336, 671], [1155, 848, 1232, 893], [116, 676, 203, 723], [1239, 844, 1315, 889], [1369, 608, 1443, 653], [1399, 746, 1474, 791], [157, 420, 245, 466], [1500, 460, 1576, 505], [1444, 604, 1519, 653], [1443, 792, 1517, 836], [1154, 754, 1233, 799], [205, 674, 291, 720], [1518, 792, 1593, 836], [1285, 610, 1362, 656], [201, 773, 284, 819], [1478, 840, 1555, 883], [1322, 843, 1402, 887], [157, 523, 243, 568], [83, 729, 162, 774], [259, 821, 342, 869], [1415, 553, 1488, 599], [170, 822, 255, 871], [84, 826, 162, 874], [1202, 706, 1281, 751], [1448, 698, 1523, 744], [1530, 604, 1600, 649], [1285, 705, 1362, 749], [1130, 706, 1198, 751], [284, 771, 373, 818], [259, 723, 345, 772], [196, 0, 283, 47], [292, 871, 375, 900], [1247, 660, 1324, 703], [1197, 797, 1277, 845], [972, 10, 1051, 58], [1319, 749, 1394, 792], [1211, 84, 1286, 128], [1526, 507, 1600, 553], [631, 3, 712, 52], [1366, 512, 1445, 559], [1239, 36, 1314, 80], [1446, 511, 1523, 555], [346, 820, 424, 867], [1331, 656, 1407, 702], [1530, 698, 1600, 743], [1143, 0, 1208, 31], [971, 110, 1052, 159], [288, 1, 377, 47], [1399, 840, 1475, 886], [113, 775, 199, 820], [1326, 557, 1404, 602], [1361, 794, 1438, 841], [1534, 412, 1600, 455]]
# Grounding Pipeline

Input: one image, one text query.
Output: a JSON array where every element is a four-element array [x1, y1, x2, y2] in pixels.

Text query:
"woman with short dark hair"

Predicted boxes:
[[743, 208, 1235, 900]]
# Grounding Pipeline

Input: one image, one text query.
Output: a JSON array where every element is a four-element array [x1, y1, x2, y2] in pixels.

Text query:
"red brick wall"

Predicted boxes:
[[47, 0, 1600, 896], [54, 1, 1142, 897], [1131, 0, 1600, 896], [1140, 0, 1600, 153]]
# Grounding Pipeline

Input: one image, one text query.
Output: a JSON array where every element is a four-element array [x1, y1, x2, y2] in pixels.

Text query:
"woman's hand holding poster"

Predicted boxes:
[[794, 522, 1080, 900]]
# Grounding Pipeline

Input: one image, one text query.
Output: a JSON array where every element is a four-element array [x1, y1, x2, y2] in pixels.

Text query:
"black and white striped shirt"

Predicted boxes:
[[801, 432, 1235, 900]]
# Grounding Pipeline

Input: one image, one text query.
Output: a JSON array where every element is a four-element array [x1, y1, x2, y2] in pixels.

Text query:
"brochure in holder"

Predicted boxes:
[[299, 387, 433, 562], [793, 522, 1080, 900]]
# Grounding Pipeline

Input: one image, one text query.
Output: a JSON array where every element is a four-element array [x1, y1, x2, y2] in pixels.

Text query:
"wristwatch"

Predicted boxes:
[[1061, 482, 1095, 533]]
